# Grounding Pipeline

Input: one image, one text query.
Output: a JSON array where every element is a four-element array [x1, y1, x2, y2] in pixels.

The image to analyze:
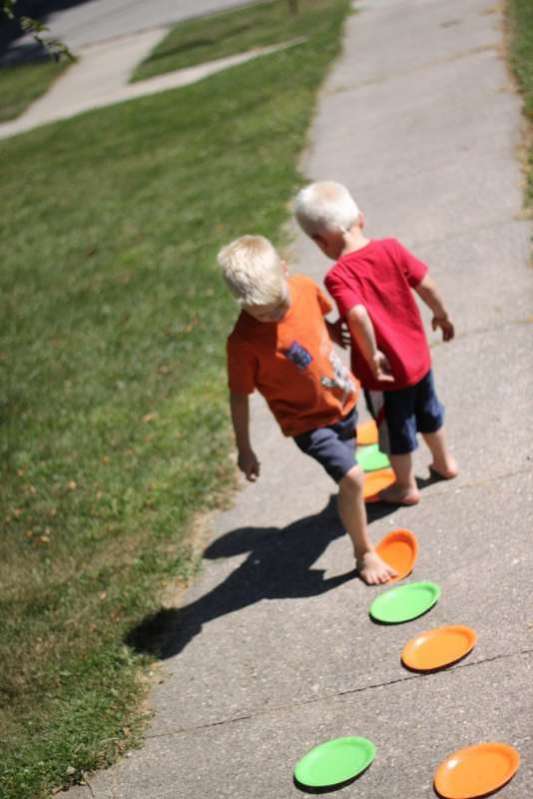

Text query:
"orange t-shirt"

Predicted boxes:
[[227, 274, 359, 436]]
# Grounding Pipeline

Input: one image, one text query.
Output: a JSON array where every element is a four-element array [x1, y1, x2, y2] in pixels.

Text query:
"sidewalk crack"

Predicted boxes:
[[146, 648, 533, 740], [328, 44, 498, 94]]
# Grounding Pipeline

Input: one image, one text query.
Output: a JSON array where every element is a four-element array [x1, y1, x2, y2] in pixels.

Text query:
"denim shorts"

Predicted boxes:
[[365, 370, 444, 455], [293, 408, 358, 483]]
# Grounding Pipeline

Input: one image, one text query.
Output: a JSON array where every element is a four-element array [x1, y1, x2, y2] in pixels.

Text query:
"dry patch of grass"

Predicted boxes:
[[507, 0, 533, 209]]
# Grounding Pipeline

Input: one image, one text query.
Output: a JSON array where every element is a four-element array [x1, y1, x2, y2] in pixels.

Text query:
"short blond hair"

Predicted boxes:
[[217, 235, 287, 306], [294, 181, 360, 237]]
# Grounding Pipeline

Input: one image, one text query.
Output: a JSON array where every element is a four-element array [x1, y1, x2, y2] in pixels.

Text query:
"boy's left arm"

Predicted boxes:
[[325, 318, 351, 348], [346, 305, 394, 383], [414, 274, 455, 341], [314, 281, 351, 348]]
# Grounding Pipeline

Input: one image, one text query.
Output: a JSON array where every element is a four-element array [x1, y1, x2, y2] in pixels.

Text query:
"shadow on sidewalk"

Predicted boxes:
[[0, 0, 90, 65], [125, 496, 396, 660]]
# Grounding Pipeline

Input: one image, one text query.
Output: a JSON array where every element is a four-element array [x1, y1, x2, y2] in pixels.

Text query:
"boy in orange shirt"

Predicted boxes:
[[217, 234, 396, 585]]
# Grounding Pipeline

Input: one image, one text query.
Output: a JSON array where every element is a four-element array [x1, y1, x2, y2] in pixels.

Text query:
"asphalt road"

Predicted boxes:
[[6, 0, 258, 54]]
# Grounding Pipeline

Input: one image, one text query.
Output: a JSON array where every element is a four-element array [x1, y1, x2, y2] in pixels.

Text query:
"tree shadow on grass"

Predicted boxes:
[[126, 494, 396, 660], [141, 22, 253, 67], [144, 38, 217, 63]]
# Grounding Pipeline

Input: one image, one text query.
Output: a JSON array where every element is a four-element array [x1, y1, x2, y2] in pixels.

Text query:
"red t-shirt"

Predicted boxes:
[[227, 274, 359, 436], [324, 238, 431, 391]]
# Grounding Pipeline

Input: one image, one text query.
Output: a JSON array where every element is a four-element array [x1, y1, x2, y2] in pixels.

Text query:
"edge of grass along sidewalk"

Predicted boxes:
[[131, 0, 341, 82], [0, 58, 69, 122], [0, 1, 352, 797], [506, 0, 533, 210]]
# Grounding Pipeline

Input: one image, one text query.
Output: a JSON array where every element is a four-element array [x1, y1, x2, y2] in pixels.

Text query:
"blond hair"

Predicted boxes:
[[294, 181, 360, 237], [217, 235, 287, 306]]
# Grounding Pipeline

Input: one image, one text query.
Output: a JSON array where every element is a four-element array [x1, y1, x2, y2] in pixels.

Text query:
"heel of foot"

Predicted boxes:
[[430, 465, 458, 481], [378, 485, 420, 506]]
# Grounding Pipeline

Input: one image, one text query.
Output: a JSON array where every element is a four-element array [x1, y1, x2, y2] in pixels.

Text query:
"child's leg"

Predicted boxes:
[[380, 453, 420, 505], [422, 427, 458, 479], [338, 465, 397, 584], [367, 387, 419, 505], [294, 411, 396, 585], [416, 370, 458, 479]]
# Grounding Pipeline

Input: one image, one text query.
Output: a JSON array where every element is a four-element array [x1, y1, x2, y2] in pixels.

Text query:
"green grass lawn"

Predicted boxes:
[[132, 0, 337, 81], [0, 1, 351, 797], [0, 58, 68, 122], [507, 0, 533, 208]]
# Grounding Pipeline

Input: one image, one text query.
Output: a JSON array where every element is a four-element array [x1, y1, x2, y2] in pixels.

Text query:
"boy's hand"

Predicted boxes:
[[432, 315, 454, 341], [326, 319, 351, 349], [238, 448, 260, 482], [371, 351, 394, 383]]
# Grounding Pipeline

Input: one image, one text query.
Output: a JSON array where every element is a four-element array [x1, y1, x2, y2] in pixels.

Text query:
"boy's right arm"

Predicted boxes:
[[346, 305, 394, 383], [229, 391, 260, 482]]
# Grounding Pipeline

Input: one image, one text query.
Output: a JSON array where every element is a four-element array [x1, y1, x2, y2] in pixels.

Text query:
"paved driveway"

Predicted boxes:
[[5, 0, 257, 56]]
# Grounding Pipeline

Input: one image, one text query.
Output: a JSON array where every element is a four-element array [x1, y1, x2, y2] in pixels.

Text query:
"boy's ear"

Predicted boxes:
[[358, 211, 366, 229], [281, 260, 289, 276]]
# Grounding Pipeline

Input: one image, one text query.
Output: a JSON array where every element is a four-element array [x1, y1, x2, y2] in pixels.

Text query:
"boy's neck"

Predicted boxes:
[[340, 225, 370, 256]]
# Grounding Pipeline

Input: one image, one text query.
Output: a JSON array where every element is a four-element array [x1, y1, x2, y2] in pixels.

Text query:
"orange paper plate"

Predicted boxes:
[[357, 419, 378, 446], [376, 529, 418, 583], [363, 468, 396, 502], [434, 742, 520, 798], [401, 625, 476, 672]]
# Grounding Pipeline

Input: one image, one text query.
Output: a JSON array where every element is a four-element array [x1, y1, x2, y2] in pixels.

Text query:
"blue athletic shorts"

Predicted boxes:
[[365, 370, 444, 456], [293, 408, 358, 483]]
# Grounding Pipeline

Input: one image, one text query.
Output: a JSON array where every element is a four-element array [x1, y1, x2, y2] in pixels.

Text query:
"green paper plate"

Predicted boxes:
[[357, 444, 391, 472], [294, 736, 376, 789], [369, 581, 441, 624]]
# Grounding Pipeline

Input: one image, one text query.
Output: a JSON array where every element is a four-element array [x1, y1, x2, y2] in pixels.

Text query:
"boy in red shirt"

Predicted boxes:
[[218, 234, 396, 584], [294, 181, 458, 505]]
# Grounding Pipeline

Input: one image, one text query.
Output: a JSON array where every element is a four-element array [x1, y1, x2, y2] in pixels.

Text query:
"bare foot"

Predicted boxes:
[[378, 483, 420, 506], [430, 458, 458, 480], [357, 551, 397, 585]]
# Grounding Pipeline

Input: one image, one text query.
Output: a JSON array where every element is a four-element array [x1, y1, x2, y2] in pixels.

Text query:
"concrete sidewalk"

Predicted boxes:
[[0, 34, 303, 140], [68, 0, 532, 797]]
